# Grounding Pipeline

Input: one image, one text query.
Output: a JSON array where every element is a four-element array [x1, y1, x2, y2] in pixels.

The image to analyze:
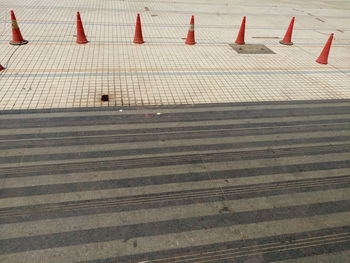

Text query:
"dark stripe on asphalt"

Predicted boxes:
[[1, 176, 349, 224], [1, 118, 349, 142], [1, 144, 349, 178], [1, 99, 349, 115], [1, 123, 349, 150], [2, 135, 349, 164], [0, 106, 349, 129], [0, 200, 349, 254], [1, 160, 350, 198], [83, 226, 350, 263]]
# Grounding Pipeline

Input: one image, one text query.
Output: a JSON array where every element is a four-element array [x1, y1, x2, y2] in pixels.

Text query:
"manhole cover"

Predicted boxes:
[[229, 44, 275, 54]]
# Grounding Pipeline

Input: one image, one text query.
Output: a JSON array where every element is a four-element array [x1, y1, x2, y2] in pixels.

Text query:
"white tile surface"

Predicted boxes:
[[0, 0, 349, 109]]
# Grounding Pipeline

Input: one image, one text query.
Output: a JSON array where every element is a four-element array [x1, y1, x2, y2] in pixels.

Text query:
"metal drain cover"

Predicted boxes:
[[229, 44, 275, 54]]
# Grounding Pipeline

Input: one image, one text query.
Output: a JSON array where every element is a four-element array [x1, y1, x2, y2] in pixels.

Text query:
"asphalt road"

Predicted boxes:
[[0, 99, 349, 262]]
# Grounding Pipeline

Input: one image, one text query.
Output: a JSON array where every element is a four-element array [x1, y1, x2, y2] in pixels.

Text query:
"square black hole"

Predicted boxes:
[[101, 95, 109, 102]]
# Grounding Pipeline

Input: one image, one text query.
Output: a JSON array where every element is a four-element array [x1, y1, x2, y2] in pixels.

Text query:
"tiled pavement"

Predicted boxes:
[[0, 99, 349, 262], [0, 0, 350, 109]]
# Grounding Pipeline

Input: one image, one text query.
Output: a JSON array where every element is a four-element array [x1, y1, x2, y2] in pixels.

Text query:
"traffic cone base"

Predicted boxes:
[[10, 10, 28, 45], [10, 40, 28, 45], [76, 12, 88, 44], [316, 33, 334, 65], [133, 14, 144, 44], [279, 40, 293, 45], [316, 59, 328, 65], [280, 17, 295, 46], [77, 39, 88, 44], [185, 15, 196, 45], [185, 40, 196, 45], [235, 16, 246, 45], [134, 39, 144, 44]]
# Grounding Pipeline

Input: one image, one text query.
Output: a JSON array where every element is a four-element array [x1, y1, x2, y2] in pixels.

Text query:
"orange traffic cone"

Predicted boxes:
[[0, 64, 5, 71], [235, 16, 246, 45], [185, 15, 196, 45], [280, 17, 295, 45], [316, 33, 334, 65], [133, 14, 144, 44], [10, 10, 28, 45], [76, 12, 88, 44]]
